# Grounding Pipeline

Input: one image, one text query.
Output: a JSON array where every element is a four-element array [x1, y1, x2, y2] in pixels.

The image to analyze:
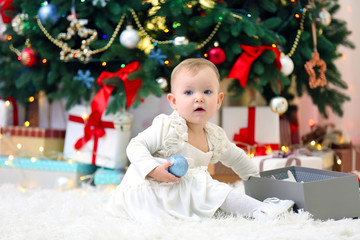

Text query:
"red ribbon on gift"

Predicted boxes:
[[227, 45, 281, 88], [74, 61, 141, 164], [70, 114, 115, 164], [0, 96, 18, 125], [0, 0, 15, 24], [233, 107, 279, 156]]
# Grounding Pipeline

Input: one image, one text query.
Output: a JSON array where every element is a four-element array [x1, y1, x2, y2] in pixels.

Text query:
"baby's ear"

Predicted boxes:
[[217, 92, 224, 109], [167, 93, 177, 110]]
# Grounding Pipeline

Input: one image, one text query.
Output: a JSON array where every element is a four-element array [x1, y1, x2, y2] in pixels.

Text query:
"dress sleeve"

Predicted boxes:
[[214, 127, 259, 180], [126, 114, 169, 179]]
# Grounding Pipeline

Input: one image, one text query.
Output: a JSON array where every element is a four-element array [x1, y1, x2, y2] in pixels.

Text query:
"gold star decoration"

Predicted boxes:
[[57, 15, 98, 62]]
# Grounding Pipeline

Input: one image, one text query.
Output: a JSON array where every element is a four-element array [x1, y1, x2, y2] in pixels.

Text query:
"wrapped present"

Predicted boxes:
[[94, 168, 125, 186], [63, 105, 132, 169], [63, 63, 140, 169], [0, 97, 18, 126], [0, 126, 65, 158], [332, 144, 360, 172], [0, 156, 96, 189], [254, 148, 334, 172], [222, 106, 280, 156]]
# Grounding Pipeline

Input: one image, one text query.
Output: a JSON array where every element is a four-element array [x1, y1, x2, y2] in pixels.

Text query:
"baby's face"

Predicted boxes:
[[168, 66, 223, 126]]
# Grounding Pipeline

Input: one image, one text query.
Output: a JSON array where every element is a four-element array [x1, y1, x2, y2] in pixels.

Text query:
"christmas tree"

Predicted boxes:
[[0, 0, 354, 117]]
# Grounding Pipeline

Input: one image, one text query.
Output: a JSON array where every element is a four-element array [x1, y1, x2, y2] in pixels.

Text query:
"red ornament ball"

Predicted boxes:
[[208, 47, 226, 65], [20, 47, 37, 67]]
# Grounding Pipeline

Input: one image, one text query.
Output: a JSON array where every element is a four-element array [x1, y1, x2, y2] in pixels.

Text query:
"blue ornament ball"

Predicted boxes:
[[38, 4, 60, 26], [168, 155, 189, 178]]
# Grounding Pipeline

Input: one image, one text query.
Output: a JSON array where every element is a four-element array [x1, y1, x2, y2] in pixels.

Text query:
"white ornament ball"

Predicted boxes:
[[270, 96, 288, 114], [319, 9, 331, 27], [156, 77, 168, 90], [173, 36, 189, 46], [119, 25, 140, 49], [280, 54, 294, 76]]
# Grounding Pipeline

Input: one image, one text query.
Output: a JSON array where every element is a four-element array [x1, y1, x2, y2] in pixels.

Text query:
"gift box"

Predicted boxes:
[[0, 126, 65, 158], [244, 166, 360, 220], [0, 98, 17, 126], [94, 168, 125, 186], [332, 145, 360, 172], [63, 105, 131, 169], [0, 156, 96, 189], [222, 106, 280, 155], [253, 150, 334, 172]]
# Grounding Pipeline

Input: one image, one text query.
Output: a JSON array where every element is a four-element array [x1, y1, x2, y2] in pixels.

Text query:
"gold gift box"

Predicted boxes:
[[0, 126, 65, 159]]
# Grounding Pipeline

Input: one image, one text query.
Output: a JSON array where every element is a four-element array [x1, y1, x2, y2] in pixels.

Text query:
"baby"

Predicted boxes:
[[108, 58, 294, 220]]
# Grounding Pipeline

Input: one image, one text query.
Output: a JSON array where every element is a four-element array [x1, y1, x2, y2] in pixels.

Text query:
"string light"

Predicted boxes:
[[308, 118, 315, 127], [81, 112, 88, 120], [30, 157, 37, 162], [4, 100, 10, 107], [39, 146, 44, 152], [24, 121, 30, 127], [42, 59, 47, 64], [310, 140, 316, 146], [28, 96, 35, 102], [17, 144, 22, 149], [102, 61, 107, 66]]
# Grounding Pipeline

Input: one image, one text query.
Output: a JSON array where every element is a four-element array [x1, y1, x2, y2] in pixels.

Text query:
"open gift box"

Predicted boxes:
[[244, 166, 360, 220]]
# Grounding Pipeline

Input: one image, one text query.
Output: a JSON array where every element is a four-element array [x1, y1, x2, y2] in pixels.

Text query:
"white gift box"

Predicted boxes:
[[252, 150, 334, 172], [222, 106, 280, 151], [0, 99, 14, 126], [63, 105, 131, 169]]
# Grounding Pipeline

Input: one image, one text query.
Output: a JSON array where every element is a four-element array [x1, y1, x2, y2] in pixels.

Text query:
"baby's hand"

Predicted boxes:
[[147, 161, 181, 183]]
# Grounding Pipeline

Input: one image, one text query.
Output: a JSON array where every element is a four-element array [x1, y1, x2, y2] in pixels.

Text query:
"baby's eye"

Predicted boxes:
[[204, 90, 212, 94], [185, 90, 193, 95]]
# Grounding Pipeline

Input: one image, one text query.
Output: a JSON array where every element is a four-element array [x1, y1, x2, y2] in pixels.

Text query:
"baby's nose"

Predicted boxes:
[[195, 94, 204, 102]]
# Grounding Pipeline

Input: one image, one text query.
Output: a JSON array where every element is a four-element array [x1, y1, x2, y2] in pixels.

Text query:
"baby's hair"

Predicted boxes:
[[170, 58, 220, 91]]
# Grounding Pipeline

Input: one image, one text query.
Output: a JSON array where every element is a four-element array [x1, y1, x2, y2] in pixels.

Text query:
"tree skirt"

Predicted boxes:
[[1, 183, 359, 240]]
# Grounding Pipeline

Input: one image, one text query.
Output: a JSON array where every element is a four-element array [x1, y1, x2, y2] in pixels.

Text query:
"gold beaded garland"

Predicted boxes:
[[286, 8, 307, 58], [130, 8, 222, 50], [36, 14, 126, 63]]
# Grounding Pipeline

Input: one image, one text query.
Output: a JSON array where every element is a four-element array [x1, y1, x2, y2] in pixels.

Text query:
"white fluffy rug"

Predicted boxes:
[[1, 183, 360, 240]]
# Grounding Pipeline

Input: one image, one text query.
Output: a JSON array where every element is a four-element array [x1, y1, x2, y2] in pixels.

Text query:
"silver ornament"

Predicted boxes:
[[280, 54, 294, 76], [318, 9, 331, 27], [119, 25, 140, 49], [156, 77, 168, 90], [269, 96, 288, 114], [173, 36, 189, 46]]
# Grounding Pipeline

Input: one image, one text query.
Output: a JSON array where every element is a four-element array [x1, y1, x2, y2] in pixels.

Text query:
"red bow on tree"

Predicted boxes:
[[0, 0, 15, 24], [227, 45, 281, 88]]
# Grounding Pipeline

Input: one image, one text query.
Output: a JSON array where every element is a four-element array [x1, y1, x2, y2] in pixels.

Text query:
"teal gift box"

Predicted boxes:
[[94, 168, 125, 186], [0, 156, 97, 189]]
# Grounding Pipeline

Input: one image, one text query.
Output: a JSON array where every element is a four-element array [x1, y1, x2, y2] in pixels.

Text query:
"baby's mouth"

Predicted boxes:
[[194, 107, 205, 112]]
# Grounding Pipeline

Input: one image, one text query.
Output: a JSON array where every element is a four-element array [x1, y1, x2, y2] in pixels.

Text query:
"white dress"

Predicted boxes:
[[108, 111, 258, 220]]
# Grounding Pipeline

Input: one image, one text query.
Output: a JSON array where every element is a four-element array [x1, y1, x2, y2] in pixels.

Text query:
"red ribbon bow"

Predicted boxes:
[[74, 61, 141, 164], [227, 45, 281, 88], [0, 0, 15, 24]]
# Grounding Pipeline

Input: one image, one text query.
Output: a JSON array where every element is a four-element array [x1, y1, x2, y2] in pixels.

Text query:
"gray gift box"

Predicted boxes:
[[244, 166, 360, 220]]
